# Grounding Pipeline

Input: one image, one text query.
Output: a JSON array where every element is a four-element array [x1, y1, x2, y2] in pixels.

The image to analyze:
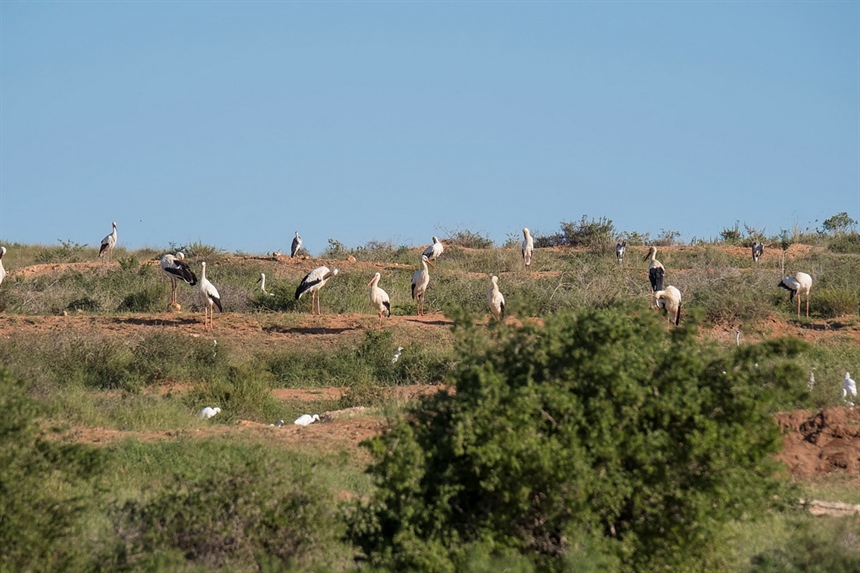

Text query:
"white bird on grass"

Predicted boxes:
[[392, 346, 403, 364], [522, 228, 534, 267], [0, 246, 7, 287], [368, 272, 390, 329], [291, 232, 302, 258], [295, 266, 339, 314], [488, 275, 505, 322], [99, 222, 117, 262], [411, 255, 435, 316], [198, 406, 221, 419], [654, 285, 682, 326], [256, 272, 275, 296], [615, 240, 626, 264], [778, 271, 812, 318], [423, 236, 444, 261], [198, 262, 223, 330], [843, 372, 857, 406], [160, 252, 197, 308], [294, 414, 320, 426]]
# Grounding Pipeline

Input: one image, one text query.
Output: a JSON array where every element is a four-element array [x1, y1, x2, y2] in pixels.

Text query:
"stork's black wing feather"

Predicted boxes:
[[649, 267, 664, 292]]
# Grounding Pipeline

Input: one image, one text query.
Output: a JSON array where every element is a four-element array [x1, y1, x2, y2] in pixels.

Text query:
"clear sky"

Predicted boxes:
[[1, 1, 858, 256]]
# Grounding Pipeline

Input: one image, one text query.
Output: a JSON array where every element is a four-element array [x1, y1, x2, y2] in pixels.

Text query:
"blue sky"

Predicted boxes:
[[1, 1, 858, 256]]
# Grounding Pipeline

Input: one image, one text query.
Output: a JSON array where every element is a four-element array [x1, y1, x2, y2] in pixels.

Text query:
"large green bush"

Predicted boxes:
[[348, 308, 806, 572]]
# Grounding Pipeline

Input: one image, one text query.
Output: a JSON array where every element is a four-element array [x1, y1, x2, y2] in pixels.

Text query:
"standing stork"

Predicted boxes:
[[368, 272, 391, 329], [423, 236, 444, 261], [615, 240, 627, 264], [644, 246, 665, 294], [295, 266, 339, 314], [522, 228, 534, 267], [487, 275, 505, 322], [411, 254, 435, 316], [844, 372, 857, 405], [0, 246, 6, 288], [291, 232, 302, 258], [99, 222, 117, 262], [752, 241, 764, 263], [654, 285, 682, 326], [256, 272, 275, 296], [160, 252, 197, 308], [198, 262, 222, 330], [778, 271, 812, 318]]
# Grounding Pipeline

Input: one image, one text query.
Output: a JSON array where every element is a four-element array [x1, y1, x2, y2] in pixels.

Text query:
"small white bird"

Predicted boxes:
[[522, 228, 534, 267], [843, 372, 857, 405], [294, 413, 320, 426], [423, 236, 444, 261], [0, 246, 7, 287], [291, 232, 302, 258], [778, 271, 812, 318], [198, 262, 223, 330], [615, 240, 626, 264], [160, 252, 197, 307], [198, 406, 221, 419], [654, 285, 682, 326], [99, 222, 118, 262], [295, 266, 339, 314], [368, 272, 391, 329], [392, 346, 403, 364], [411, 255, 435, 316], [488, 275, 505, 322], [734, 329, 741, 346], [256, 272, 275, 296], [807, 370, 815, 391]]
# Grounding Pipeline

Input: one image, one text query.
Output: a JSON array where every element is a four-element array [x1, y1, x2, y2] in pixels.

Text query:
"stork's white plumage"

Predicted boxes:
[[778, 271, 812, 318], [368, 272, 391, 329], [644, 246, 665, 294], [843, 372, 857, 405], [752, 241, 764, 263], [522, 228, 534, 267], [616, 240, 627, 264], [654, 285, 682, 326], [99, 222, 117, 262], [256, 272, 274, 296], [488, 275, 505, 322], [291, 231, 302, 258], [198, 406, 221, 419], [423, 236, 444, 261], [0, 246, 6, 288], [198, 262, 222, 330], [392, 346, 403, 364], [411, 254, 435, 316], [294, 413, 320, 426], [295, 266, 339, 314], [160, 252, 197, 307]]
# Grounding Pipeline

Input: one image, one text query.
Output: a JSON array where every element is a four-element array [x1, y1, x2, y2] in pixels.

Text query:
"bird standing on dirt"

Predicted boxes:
[[423, 236, 444, 261], [654, 285, 682, 326], [160, 252, 197, 309], [644, 246, 665, 294], [488, 275, 505, 322], [368, 272, 391, 329], [291, 232, 302, 258], [295, 266, 339, 314], [294, 414, 320, 426], [0, 246, 6, 287], [198, 262, 223, 330], [843, 372, 857, 406], [411, 254, 435, 316], [198, 406, 221, 419], [522, 228, 534, 267], [778, 271, 812, 318], [99, 222, 117, 262]]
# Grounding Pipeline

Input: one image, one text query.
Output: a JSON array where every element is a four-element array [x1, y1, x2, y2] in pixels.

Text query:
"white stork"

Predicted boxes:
[[198, 406, 221, 419], [256, 272, 275, 296], [752, 241, 764, 263], [198, 262, 223, 330], [423, 236, 444, 261], [294, 413, 320, 426], [616, 240, 627, 264], [778, 271, 812, 318], [0, 246, 6, 288], [291, 231, 302, 258], [844, 372, 857, 405], [368, 272, 391, 329], [488, 275, 505, 322], [160, 252, 197, 308], [644, 246, 665, 294], [295, 266, 339, 314], [411, 254, 435, 316], [99, 222, 117, 262], [522, 228, 534, 267], [654, 285, 682, 326]]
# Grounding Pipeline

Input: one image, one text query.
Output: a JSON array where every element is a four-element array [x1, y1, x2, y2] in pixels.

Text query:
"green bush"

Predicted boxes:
[[348, 308, 805, 572], [117, 285, 165, 312], [815, 288, 859, 318], [748, 515, 860, 572]]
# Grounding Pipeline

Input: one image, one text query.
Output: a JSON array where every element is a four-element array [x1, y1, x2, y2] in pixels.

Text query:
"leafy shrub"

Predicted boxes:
[[748, 514, 860, 572], [66, 296, 101, 312], [827, 232, 860, 254], [117, 286, 165, 312], [538, 216, 615, 255], [348, 308, 805, 572], [815, 288, 859, 318], [35, 239, 89, 263], [445, 229, 494, 249]]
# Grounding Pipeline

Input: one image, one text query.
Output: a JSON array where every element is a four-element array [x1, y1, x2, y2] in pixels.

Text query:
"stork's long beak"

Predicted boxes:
[[367, 277, 375, 286], [427, 259, 437, 269]]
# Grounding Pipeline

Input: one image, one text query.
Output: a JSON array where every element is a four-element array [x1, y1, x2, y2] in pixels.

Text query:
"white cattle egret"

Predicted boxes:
[[423, 236, 444, 261], [843, 372, 856, 405], [256, 272, 274, 296], [368, 272, 391, 329], [198, 262, 223, 330], [0, 246, 6, 287], [411, 254, 435, 316], [198, 406, 221, 419], [291, 232, 302, 258], [99, 222, 117, 262], [488, 275, 505, 322], [295, 266, 339, 314], [616, 240, 626, 264], [752, 242, 764, 263], [294, 413, 320, 426], [160, 252, 197, 307], [522, 228, 534, 267], [392, 346, 403, 364], [644, 246, 665, 294], [654, 285, 682, 326], [778, 271, 812, 318]]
